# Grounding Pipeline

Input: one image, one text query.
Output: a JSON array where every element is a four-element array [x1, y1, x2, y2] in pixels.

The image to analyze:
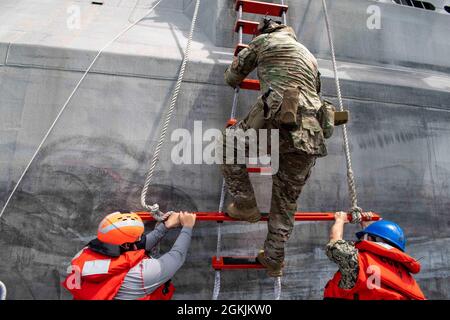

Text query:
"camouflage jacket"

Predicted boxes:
[[224, 26, 327, 157], [326, 239, 359, 289]]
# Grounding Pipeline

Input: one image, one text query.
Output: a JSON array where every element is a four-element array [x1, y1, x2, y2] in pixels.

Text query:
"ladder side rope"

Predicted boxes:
[[321, 0, 362, 222], [212, 0, 243, 300], [212, 86, 240, 300], [212, 180, 227, 300], [274, 276, 281, 300], [281, 0, 287, 25], [140, 0, 201, 221], [0, 0, 164, 220]]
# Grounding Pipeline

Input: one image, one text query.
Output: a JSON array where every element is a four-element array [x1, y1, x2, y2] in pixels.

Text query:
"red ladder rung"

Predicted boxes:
[[212, 256, 264, 270], [240, 78, 260, 90], [137, 212, 381, 222], [234, 43, 249, 56], [234, 19, 259, 35], [247, 167, 271, 173], [235, 0, 288, 17]]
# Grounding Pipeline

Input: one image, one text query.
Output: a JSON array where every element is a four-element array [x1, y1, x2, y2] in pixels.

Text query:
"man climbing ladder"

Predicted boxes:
[[221, 16, 334, 277]]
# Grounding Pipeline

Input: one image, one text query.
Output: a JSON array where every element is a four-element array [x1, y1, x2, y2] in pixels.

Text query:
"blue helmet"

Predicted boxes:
[[356, 220, 406, 252]]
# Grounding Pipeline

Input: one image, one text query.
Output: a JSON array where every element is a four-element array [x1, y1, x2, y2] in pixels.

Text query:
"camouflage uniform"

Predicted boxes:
[[222, 25, 327, 265], [326, 240, 359, 289]]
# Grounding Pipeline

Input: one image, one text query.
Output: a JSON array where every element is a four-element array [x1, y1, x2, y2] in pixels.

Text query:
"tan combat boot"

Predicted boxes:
[[256, 250, 284, 277], [226, 202, 261, 223]]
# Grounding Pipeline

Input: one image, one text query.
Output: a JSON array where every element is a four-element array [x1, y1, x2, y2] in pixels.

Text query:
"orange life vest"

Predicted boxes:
[[324, 240, 426, 300], [62, 247, 175, 300]]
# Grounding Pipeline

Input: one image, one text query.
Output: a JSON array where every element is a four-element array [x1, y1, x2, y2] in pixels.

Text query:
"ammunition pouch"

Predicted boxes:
[[261, 87, 303, 130], [317, 99, 336, 139], [278, 87, 301, 131], [257, 87, 328, 157], [290, 113, 327, 157], [317, 100, 350, 138]]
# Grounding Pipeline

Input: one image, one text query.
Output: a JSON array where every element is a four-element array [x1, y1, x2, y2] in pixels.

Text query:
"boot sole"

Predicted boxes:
[[256, 254, 283, 277], [266, 270, 283, 277], [226, 213, 261, 223], [226, 206, 261, 223]]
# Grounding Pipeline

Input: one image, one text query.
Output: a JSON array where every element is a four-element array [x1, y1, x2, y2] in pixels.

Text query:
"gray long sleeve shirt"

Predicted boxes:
[[114, 223, 192, 300]]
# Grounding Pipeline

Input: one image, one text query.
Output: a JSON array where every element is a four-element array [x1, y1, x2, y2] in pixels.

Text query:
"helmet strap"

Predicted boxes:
[[88, 238, 121, 257]]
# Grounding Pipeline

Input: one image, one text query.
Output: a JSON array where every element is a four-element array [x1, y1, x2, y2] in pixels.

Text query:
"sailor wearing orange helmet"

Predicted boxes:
[[63, 211, 196, 300]]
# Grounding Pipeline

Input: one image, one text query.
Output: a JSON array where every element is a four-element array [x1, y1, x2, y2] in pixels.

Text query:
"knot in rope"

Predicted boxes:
[[145, 203, 173, 222], [349, 206, 363, 224]]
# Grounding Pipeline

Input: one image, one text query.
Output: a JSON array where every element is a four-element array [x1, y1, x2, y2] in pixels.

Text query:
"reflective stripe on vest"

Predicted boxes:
[[62, 248, 174, 300], [82, 259, 111, 276]]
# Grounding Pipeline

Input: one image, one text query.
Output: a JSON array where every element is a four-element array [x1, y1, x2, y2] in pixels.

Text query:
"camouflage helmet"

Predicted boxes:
[[257, 17, 284, 35]]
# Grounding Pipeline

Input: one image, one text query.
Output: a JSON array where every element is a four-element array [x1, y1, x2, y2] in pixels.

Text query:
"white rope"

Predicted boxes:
[[212, 0, 243, 300], [0, 281, 6, 300], [274, 277, 281, 300], [0, 0, 164, 220], [281, 0, 287, 25], [140, 0, 201, 222], [212, 87, 239, 300], [321, 0, 362, 223], [212, 218, 223, 300], [212, 180, 226, 300], [212, 270, 221, 300]]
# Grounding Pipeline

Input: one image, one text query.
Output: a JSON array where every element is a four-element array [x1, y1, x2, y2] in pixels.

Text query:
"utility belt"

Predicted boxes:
[[298, 107, 318, 117], [262, 87, 348, 139]]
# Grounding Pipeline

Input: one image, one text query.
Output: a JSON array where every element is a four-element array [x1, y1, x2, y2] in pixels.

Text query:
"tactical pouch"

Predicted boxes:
[[334, 110, 349, 126], [317, 99, 336, 139], [279, 87, 301, 130], [243, 98, 266, 130], [290, 115, 327, 157]]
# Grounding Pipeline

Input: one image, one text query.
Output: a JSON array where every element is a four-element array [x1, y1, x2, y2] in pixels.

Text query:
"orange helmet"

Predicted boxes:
[[97, 212, 145, 245]]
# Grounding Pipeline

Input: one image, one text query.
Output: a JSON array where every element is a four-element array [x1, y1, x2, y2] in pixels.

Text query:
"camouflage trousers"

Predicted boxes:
[[220, 116, 317, 265]]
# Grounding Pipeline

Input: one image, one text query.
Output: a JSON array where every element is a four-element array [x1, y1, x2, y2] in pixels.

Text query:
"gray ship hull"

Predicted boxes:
[[0, 0, 449, 299]]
